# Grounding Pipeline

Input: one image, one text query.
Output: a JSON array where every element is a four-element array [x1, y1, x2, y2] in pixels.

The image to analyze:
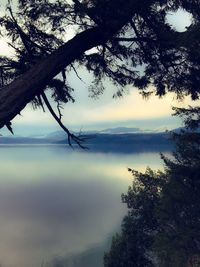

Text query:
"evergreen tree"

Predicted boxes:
[[0, 0, 199, 144], [104, 108, 200, 267]]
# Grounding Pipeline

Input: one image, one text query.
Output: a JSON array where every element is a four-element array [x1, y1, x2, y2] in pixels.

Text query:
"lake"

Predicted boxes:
[[0, 145, 168, 267]]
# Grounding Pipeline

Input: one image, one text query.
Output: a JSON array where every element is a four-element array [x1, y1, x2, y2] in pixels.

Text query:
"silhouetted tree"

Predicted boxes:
[[104, 108, 200, 267], [104, 167, 165, 267], [0, 0, 200, 145]]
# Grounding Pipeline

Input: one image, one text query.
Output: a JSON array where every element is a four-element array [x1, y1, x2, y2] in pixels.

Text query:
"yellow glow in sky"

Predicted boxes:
[[0, 7, 196, 131], [14, 89, 195, 128], [62, 90, 194, 124]]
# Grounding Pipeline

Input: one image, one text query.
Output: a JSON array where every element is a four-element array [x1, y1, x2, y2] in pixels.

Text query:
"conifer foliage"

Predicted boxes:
[[0, 0, 199, 144], [104, 108, 200, 267]]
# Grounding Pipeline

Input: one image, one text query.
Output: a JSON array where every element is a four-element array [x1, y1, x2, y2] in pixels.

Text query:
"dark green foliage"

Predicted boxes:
[[0, 0, 71, 109], [104, 168, 165, 267], [1, 0, 200, 108], [104, 108, 200, 267], [173, 106, 200, 130]]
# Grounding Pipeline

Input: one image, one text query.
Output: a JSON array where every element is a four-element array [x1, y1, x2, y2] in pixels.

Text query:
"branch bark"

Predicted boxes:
[[0, 6, 133, 129], [41, 91, 88, 148], [0, 31, 102, 128], [0, 0, 187, 130]]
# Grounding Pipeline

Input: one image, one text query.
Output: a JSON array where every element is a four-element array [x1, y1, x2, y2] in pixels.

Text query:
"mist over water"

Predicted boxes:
[[0, 146, 165, 267]]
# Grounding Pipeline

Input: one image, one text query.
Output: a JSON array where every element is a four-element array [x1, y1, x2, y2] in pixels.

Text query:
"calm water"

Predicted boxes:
[[0, 145, 167, 267]]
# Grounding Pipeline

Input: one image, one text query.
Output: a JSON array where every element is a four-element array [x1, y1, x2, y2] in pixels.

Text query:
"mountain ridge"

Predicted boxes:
[[0, 130, 175, 153]]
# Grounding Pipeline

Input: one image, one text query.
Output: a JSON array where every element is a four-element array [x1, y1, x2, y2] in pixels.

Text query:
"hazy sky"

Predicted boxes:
[[0, 4, 195, 134]]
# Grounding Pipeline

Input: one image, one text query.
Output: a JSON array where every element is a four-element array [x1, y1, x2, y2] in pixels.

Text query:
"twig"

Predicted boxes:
[[70, 64, 85, 83], [37, 94, 45, 112], [6, 121, 14, 134], [105, 44, 122, 61], [41, 91, 88, 149], [130, 19, 150, 61], [8, 7, 48, 56], [56, 101, 63, 120]]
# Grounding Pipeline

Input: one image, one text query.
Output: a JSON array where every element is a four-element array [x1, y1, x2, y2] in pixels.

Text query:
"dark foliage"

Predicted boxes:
[[0, 0, 200, 102], [104, 108, 200, 267], [0, 0, 199, 144]]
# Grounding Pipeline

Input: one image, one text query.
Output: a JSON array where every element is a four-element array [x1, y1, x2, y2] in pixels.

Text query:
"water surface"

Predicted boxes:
[[0, 145, 166, 267]]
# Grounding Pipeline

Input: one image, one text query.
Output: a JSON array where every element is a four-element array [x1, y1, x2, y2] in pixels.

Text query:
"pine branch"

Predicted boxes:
[[8, 7, 48, 57]]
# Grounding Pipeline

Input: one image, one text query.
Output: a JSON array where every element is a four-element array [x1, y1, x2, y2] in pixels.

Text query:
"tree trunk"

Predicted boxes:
[[0, 27, 103, 128], [0, 4, 132, 129]]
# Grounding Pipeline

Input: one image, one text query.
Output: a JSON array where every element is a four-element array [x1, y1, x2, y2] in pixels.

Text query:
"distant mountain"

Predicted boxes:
[[45, 131, 68, 140], [99, 127, 141, 134], [44, 127, 150, 140], [0, 127, 179, 153], [56, 132, 174, 153], [166, 127, 200, 134]]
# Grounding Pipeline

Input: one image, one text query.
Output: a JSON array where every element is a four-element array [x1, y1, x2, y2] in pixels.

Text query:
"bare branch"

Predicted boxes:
[[56, 101, 63, 120], [41, 91, 88, 149], [6, 121, 14, 134], [130, 19, 151, 61], [37, 94, 45, 112], [70, 64, 85, 83], [0, 3, 137, 130]]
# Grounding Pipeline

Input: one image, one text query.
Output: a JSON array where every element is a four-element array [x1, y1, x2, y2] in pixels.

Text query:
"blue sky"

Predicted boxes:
[[0, 4, 195, 135]]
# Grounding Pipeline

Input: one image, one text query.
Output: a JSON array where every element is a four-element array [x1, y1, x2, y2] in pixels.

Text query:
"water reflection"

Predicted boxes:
[[0, 146, 166, 267]]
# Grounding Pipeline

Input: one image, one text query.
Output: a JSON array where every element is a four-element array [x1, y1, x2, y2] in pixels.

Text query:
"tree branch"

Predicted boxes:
[[130, 19, 151, 61], [8, 7, 48, 56], [41, 91, 88, 148], [0, 5, 134, 130], [0, 27, 103, 129], [70, 64, 85, 83]]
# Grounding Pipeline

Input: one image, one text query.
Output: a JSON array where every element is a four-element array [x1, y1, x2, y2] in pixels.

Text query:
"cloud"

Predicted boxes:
[[61, 90, 194, 125]]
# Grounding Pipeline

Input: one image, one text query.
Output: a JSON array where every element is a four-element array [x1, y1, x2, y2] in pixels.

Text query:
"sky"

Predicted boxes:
[[0, 4, 196, 135]]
